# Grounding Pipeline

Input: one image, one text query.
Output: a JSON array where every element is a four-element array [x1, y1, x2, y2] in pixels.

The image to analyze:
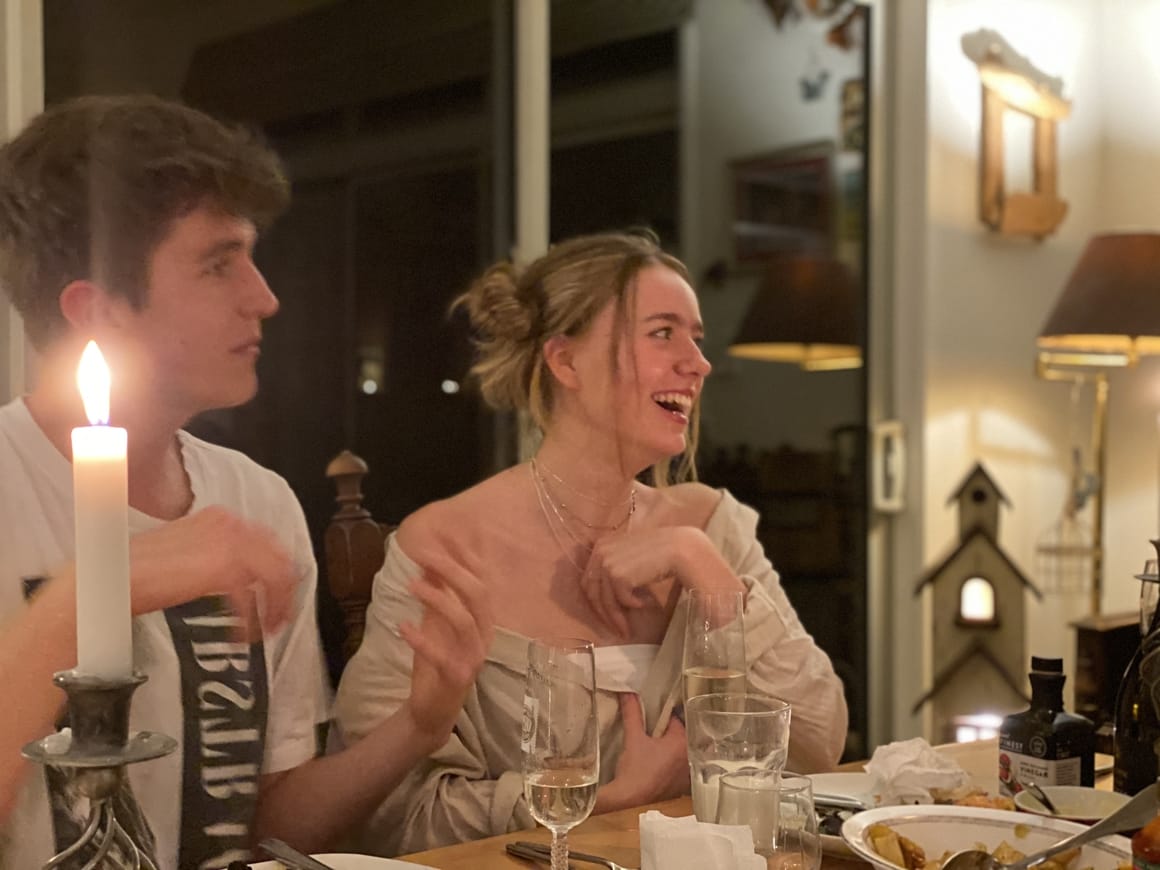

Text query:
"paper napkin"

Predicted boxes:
[[863, 736, 973, 804], [639, 810, 765, 870]]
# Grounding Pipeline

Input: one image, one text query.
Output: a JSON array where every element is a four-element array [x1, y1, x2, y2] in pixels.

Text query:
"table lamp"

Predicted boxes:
[[1036, 233, 1160, 613], [727, 256, 862, 371]]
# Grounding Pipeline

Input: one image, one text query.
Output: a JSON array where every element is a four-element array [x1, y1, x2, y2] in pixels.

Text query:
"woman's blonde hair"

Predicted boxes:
[[453, 229, 701, 485]]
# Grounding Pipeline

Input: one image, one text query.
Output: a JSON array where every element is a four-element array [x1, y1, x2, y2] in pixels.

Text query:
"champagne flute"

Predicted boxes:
[[717, 770, 821, 870], [521, 637, 599, 870], [683, 588, 747, 702]]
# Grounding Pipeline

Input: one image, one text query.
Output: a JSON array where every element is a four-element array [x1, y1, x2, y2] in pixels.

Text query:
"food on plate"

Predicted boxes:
[[868, 823, 927, 869], [866, 822, 1082, 870], [951, 790, 1017, 812]]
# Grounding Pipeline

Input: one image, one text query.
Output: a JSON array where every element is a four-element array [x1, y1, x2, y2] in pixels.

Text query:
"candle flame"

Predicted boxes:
[[77, 341, 111, 425]]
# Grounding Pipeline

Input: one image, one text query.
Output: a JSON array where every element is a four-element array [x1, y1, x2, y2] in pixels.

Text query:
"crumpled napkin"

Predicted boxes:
[[639, 811, 765, 870], [863, 737, 973, 805]]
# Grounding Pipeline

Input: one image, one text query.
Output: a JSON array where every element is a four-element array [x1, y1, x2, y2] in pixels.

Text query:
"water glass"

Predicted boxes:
[[716, 770, 821, 870], [684, 693, 792, 823], [683, 588, 747, 702], [521, 637, 599, 870]]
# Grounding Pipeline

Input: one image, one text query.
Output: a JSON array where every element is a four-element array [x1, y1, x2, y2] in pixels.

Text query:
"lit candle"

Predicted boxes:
[[72, 341, 132, 678]]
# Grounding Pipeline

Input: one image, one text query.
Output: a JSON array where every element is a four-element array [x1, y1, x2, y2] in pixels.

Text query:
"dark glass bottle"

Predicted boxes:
[[998, 656, 1095, 797], [1114, 563, 1160, 795]]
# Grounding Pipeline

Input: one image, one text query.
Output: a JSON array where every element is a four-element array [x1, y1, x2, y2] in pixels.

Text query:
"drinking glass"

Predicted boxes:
[[683, 588, 747, 702], [716, 770, 821, 870], [521, 637, 599, 870], [684, 692, 792, 823]]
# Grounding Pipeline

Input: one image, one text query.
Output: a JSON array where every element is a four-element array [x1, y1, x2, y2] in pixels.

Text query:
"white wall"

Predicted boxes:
[[922, 0, 1160, 717]]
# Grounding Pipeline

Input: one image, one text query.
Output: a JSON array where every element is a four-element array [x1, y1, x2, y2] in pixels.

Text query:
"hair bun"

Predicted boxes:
[[462, 261, 538, 343]]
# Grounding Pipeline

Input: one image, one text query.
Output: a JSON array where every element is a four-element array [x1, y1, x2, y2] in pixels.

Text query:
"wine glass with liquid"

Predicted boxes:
[[683, 588, 747, 701], [522, 637, 599, 870]]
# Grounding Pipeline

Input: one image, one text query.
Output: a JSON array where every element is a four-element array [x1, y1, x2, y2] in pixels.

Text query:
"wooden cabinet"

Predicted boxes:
[[1071, 611, 1139, 753]]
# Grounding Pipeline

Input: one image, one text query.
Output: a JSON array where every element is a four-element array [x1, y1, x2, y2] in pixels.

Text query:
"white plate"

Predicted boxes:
[[810, 771, 877, 807], [842, 803, 1131, 870], [808, 771, 878, 856], [1013, 785, 1131, 824], [249, 856, 435, 870]]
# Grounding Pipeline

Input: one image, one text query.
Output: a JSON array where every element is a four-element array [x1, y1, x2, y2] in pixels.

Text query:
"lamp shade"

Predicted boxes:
[[728, 256, 862, 370], [1038, 233, 1160, 367]]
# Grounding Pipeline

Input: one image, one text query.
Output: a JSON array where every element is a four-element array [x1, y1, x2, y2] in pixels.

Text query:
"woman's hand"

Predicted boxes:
[[595, 693, 689, 814], [399, 544, 494, 749], [580, 526, 739, 637]]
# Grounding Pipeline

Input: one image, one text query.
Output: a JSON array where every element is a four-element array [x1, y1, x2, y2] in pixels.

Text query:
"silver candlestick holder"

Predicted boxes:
[[22, 670, 177, 870]]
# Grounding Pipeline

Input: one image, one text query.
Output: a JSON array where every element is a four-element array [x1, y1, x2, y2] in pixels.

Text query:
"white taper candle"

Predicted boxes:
[[71, 341, 132, 678]]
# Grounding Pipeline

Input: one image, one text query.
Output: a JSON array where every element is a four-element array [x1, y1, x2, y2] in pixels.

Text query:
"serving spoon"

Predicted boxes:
[[1020, 781, 1060, 816], [941, 783, 1159, 870]]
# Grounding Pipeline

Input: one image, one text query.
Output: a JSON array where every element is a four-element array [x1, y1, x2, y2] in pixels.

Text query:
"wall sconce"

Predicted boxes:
[[961, 29, 1072, 239], [727, 256, 862, 371]]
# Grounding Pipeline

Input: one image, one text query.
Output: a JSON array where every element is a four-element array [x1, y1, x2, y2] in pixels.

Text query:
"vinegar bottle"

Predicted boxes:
[[998, 657, 1095, 796]]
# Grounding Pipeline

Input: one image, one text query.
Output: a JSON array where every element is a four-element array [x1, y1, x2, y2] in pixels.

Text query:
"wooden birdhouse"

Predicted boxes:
[[952, 463, 1005, 541], [913, 463, 1043, 742]]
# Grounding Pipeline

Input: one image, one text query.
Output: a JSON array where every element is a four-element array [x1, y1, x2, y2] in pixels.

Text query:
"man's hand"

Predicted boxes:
[[128, 506, 297, 639], [399, 544, 494, 747], [595, 693, 690, 813]]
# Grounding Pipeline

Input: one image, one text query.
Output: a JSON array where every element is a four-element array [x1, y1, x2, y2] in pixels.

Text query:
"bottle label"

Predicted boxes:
[[998, 750, 1082, 795]]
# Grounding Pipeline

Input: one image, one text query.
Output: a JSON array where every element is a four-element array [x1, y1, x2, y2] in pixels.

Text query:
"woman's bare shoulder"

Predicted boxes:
[[396, 465, 526, 549], [647, 480, 724, 528]]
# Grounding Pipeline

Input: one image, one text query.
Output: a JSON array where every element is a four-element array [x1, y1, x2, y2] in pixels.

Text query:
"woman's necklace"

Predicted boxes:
[[529, 460, 638, 574], [530, 463, 590, 573], [535, 457, 635, 508], [530, 458, 636, 532]]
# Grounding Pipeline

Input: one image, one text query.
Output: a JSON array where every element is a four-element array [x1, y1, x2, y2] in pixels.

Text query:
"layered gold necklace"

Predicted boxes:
[[529, 457, 636, 573]]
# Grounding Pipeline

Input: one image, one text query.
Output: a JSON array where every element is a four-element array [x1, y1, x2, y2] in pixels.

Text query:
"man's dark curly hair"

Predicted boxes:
[[0, 94, 289, 348]]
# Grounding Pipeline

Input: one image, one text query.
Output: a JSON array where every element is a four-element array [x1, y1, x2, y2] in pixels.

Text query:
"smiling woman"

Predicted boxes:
[[329, 229, 848, 857]]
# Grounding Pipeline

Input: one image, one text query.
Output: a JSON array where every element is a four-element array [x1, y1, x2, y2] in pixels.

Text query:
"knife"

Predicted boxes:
[[258, 838, 337, 870], [813, 792, 869, 811]]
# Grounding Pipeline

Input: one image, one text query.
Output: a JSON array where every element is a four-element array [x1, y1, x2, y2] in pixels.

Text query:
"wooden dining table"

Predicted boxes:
[[398, 738, 1111, 869]]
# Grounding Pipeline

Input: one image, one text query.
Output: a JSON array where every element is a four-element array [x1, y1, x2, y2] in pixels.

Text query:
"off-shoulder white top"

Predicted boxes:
[[333, 489, 847, 857]]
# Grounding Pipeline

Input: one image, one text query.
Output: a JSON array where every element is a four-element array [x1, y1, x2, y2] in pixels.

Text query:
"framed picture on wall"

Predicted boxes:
[[730, 140, 835, 264]]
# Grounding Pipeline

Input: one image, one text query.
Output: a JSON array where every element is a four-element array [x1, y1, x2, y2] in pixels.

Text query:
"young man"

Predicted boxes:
[[0, 94, 493, 869]]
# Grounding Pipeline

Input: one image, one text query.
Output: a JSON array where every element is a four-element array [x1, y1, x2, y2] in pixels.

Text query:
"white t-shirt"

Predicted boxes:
[[0, 398, 329, 870]]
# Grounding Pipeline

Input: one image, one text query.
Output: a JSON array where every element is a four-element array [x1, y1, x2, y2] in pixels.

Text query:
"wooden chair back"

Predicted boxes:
[[324, 449, 392, 664]]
